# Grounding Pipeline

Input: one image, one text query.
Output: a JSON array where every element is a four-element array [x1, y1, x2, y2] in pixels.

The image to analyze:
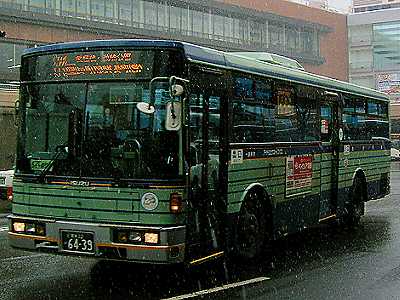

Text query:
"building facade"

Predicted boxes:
[[348, 8, 400, 138], [287, 0, 328, 10], [0, 0, 348, 83], [353, 0, 400, 12]]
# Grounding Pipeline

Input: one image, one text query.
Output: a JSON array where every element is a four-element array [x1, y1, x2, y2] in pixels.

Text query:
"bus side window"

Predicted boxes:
[[321, 105, 332, 142]]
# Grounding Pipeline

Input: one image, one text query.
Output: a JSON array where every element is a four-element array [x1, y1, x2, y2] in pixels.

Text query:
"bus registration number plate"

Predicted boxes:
[[61, 231, 95, 254]]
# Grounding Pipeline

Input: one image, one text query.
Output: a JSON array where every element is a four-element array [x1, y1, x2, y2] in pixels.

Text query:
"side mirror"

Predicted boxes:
[[165, 102, 181, 131], [171, 84, 184, 97], [136, 102, 155, 114]]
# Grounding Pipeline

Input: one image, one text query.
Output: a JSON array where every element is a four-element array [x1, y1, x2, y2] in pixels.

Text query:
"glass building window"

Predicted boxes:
[[224, 16, 233, 40], [158, 2, 168, 29], [144, 1, 157, 29], [105, 1, 114, 19], [373, 21, 400, 70], [118, 0, 131, 23], [45, 0, 60, 14], [250, 20, 262, 44], [192, 10, 203, 35], [269, 22, 285, 49], [233, 18, 240, 41], [203, 11, 211, 37], [300, 29, 314, 54], [181, 6, 191, 35], [62, 0, 75, 15], [132, 0, 144, 26], [77, 0, 88, 17], [286, 25, 299, 52], [30, 0, 46, 13], [239, 19, 249, 42], [213, 14, 224, 39], [91, 0, 105, 18], [170, 6, 181, 32]]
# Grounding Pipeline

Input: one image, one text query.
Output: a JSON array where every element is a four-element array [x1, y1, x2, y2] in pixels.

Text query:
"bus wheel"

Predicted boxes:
[[343, 177, 365, 227], [236, 190, 267, 260]]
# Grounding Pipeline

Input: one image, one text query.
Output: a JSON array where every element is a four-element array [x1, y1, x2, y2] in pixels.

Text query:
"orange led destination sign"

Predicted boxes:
[[31, 50, 154, 81], [53, 51, 143, 78]]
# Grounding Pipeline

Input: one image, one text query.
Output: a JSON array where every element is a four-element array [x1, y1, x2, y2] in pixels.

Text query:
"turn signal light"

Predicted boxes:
[[7, 186, 13, 201], [169, 193, 182, 213]]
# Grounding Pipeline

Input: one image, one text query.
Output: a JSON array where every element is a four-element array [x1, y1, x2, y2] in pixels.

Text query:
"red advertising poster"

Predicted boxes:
[[286, 155, 313, 192]]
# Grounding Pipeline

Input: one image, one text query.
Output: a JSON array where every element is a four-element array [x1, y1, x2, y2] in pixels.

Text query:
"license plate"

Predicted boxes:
[[0, 177, 5, 185], [61, 231, 95, 254]]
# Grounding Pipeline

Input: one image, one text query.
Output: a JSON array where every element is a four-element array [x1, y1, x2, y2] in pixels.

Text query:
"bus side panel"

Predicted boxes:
[[337, 142, 391, 217], [227, 148, 323, 238]]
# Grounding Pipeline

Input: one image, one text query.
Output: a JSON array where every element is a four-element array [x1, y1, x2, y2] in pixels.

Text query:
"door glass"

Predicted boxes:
[[189, 93, 220, 189], [321, 104, 332, 142], [208, 95, 220, 190]]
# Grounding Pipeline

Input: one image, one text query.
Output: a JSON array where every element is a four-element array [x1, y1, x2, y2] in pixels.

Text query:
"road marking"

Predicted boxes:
[[161, 276, 270, 300], [0, 226, 8, 232], [1, 254, 47, 262]]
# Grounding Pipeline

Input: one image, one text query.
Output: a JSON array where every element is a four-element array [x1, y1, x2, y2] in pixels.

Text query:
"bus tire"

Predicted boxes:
[[343, 176, 366, 227], [235, 189, 267, 260]]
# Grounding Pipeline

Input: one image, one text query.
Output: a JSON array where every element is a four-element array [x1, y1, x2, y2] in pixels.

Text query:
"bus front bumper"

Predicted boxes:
[[8, 215, 186, 264]]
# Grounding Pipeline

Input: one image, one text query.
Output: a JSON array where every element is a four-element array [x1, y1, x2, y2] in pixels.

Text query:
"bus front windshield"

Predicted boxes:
[[18, 81, 180, 180]]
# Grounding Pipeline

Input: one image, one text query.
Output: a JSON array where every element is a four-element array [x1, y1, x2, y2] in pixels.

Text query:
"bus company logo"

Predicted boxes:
[[70, 180, 90, 187]]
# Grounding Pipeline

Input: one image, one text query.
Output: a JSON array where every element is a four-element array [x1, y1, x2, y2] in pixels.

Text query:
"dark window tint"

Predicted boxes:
[[234, 77, 254, 99], [232, 76, 274, 143], [368, 101, 379, 115], [343, 114, 366, 140], [343, 96, 354, 113], [233, 101, 275, 143], [355, 99, 366, 114]]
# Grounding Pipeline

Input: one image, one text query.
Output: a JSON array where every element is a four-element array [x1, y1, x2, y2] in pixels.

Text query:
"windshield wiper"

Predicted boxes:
[[37, 144, 68, 183]]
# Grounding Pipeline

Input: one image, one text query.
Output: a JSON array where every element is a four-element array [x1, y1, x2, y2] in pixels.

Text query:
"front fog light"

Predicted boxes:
[[144, 232, 159, 244], [117, 232, 128, 243], [13, 222, 25, 233], [36, 224, 46, 236], [129, 232, 142, 242], [25, 223, 35, 233]]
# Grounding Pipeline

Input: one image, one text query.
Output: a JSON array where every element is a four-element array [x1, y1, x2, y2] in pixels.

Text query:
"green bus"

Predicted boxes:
[[9, 40, 390, 264]]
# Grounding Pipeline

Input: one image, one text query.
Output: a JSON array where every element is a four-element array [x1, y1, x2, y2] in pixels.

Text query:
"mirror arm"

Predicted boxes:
[[14, 99, 20, 126], [149, 76, 189, 106]]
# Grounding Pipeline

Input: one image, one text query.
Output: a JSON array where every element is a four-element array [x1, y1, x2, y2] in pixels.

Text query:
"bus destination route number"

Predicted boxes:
[[61, 231, 95, 254]]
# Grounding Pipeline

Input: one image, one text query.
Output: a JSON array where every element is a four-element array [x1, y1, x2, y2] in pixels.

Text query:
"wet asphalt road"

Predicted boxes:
[[1, 163, 400, 300]]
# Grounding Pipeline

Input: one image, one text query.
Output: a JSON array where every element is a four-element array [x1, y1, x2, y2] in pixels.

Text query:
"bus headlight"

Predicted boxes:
[[13, 222, 25, 232], [144, 232, 159, 244], [11, 221, 46, 236], [141, 193, 158, 211]]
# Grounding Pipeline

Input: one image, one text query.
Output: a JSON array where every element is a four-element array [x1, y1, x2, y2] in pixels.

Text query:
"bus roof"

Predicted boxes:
[[23, 39, 388, 102]]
